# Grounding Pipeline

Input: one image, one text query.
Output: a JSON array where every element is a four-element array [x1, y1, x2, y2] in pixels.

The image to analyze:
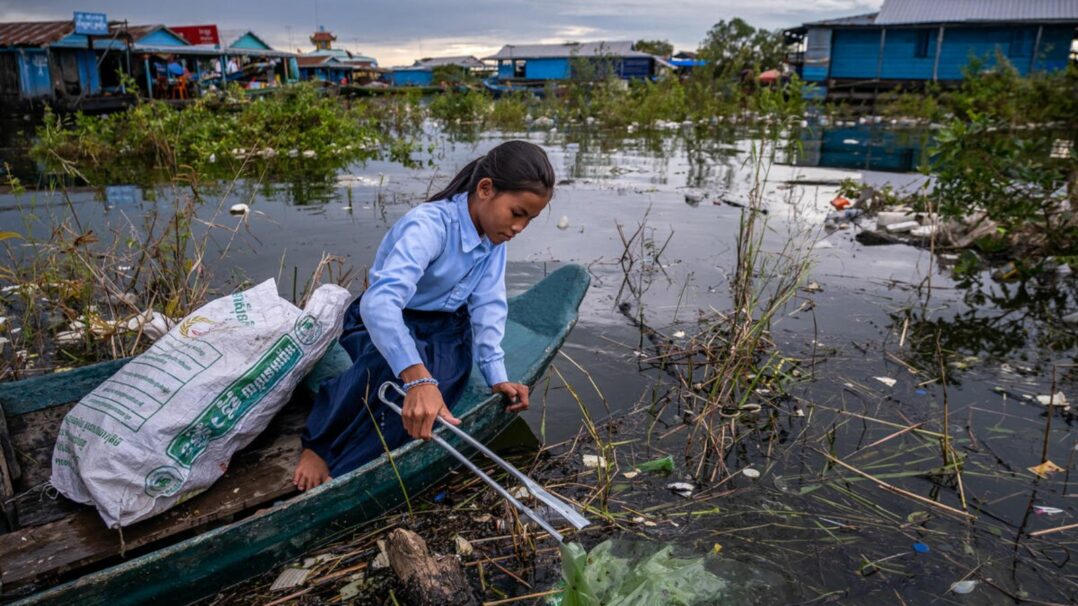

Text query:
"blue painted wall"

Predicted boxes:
[[829, 24, 1076, 81], [75, 49, 101, 94], [232, 33, 271, 50], [17, 49, 52, 98], [525, 58, 569, 80], [139, 29, 189, 47], [390, 69, 432, 86], [618, 57, 653, 79], [497, 61, 514, 79]]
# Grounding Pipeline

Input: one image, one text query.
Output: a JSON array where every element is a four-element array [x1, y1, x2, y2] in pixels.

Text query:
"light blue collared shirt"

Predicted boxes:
[[359, 192, 508, 386]]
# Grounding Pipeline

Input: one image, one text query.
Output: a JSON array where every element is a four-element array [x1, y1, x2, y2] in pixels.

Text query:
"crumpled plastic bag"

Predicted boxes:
[[553, 540, 731, 606]]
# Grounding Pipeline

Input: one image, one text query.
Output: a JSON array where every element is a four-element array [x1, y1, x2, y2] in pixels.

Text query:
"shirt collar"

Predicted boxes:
[[453, 192, 489, 253]]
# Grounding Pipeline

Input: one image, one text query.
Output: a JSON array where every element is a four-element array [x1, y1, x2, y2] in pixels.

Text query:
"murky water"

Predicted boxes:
[[1, 123, 1075, 604]]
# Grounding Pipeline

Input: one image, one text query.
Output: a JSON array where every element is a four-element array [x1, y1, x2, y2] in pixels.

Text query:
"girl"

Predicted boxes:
[[294, 140, 555, 490]]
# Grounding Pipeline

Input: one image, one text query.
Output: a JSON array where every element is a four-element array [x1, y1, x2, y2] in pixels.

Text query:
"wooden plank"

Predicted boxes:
[[0, 408, 17, 531], [0, 400, 310, 591], [0, 428, 302, 591]]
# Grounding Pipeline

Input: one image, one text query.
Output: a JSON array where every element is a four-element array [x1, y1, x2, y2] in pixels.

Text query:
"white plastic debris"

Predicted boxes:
[[885, 221, 921, 233], [1033, 505, 1065, 516], [742, 468, 761, 479], [874, 376, 897, 388], [949, 580, 979, 594], [229, 203, 250, 216], [207, 153, 216, 164], [371, 540, 390, 570], [842, 138, 859, 145], [454, 535, 474, 556], [910, 224, 938, 238], [666, 482, 694, 498], [509, 486, 529, 499], [270, 567, 312, 591], [1036, 392, 1069, 408], [802, 281, 823, 293], [556, 215, 570, 230], [582, 454, 607, 469], [875, 211, 917, 228], [55, 329, 84, 345], [1064, 311, 1078, 325], [623, 470, 640, 479], [672, 331, 686, 339], [301, 150, 316, 159]]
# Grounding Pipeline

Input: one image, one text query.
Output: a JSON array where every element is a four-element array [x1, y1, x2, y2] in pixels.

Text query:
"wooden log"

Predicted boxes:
[[0, 407, 19, 531], [385, 528, 479, 606]]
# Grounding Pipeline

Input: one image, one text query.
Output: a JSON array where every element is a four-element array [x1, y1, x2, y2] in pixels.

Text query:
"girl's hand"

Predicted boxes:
[[402, 383, 460, 440], [493, 382, 530, 413]]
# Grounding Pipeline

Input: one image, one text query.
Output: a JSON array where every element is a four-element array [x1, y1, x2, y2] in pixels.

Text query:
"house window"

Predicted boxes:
[[914, 30, 933, 58], [513, 60, 526, 78]]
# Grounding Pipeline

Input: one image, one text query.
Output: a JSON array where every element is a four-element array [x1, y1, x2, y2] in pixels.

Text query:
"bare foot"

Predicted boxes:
[[293, 448, 332, 491]]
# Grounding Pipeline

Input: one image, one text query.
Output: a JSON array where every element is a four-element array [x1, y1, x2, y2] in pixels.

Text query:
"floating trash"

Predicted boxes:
[[634, 455, 674, 474], [950, 579, 979, 594], [454, 535, 473, 556], [301, 150, 316, 159], [1033, 505, 1065, 516], [582, 454, 607, 469], [672, 330, 686, 339], [269, 566, 312, 591], [229, 203, 250, 215], [1028, 460, 1065, 478], [556, 215, 570, 230], [666, 482, 694, 498], [742, 468, 760, 479], [1036, 392, 1069, 408], [874, 376, 897, 388], [912, 542, 930, 554], [623, 470, 640, 479]]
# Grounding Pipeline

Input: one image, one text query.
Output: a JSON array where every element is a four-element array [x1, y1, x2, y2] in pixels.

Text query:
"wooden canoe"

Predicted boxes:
[[0, 264, 589, 605]]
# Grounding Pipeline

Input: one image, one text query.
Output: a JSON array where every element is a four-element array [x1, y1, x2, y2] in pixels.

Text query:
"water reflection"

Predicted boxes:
[[793, 126, 932, 173]]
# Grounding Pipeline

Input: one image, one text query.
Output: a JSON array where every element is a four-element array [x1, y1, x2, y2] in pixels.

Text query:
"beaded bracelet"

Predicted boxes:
[[403, 377, 439, 391]]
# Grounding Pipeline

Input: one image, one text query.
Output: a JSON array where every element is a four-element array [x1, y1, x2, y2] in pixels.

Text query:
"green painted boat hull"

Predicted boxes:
[[1, 264, 589, 605]]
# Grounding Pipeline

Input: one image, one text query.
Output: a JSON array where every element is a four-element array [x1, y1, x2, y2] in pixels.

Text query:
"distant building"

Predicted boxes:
[[785, 0, 1078, 100], [388, 65, 432, 86], [297, 27, 380, 84], [0, 20, 135, 111], [483, 41, 669, 82]]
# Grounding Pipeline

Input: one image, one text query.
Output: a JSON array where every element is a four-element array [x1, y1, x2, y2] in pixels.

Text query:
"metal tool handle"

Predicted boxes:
[[378, 381, 590, 530], [377, 382, 564, 541]]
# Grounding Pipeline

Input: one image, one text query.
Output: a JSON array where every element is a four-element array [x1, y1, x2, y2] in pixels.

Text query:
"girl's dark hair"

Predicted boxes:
[[427, 140, 555, 202]]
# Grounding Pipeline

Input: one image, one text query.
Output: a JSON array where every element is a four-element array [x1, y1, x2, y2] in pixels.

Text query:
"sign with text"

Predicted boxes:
[[172, 25, 221, 46], [73, 12, 108, 36]]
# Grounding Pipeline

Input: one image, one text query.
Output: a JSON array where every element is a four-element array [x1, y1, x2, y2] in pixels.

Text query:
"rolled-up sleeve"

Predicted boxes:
[[359, 215, 445, 377], [467, 246, 508, 386]]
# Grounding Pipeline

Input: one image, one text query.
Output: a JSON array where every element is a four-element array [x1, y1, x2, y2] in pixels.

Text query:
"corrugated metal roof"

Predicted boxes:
[[416, 55, 487, 69], [0, 21, 75, 46], [802, 12, 880, 27], [484, 40, 648, 60], [876, 0, 1078, 24]]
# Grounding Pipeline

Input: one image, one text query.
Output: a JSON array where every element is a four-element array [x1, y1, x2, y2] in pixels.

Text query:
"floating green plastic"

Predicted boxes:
[[633, 454, 675, 474], [552, 540, 731, 606]]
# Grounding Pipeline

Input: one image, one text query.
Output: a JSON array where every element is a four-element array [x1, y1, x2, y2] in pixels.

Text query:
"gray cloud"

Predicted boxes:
[[1, 0, 882, 65]]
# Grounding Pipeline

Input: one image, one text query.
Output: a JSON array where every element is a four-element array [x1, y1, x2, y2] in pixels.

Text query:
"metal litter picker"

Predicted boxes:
[[378, 381, 591, 542]]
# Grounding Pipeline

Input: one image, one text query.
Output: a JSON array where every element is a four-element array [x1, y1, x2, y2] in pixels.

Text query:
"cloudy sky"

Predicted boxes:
[[1, 0, 882, 66]]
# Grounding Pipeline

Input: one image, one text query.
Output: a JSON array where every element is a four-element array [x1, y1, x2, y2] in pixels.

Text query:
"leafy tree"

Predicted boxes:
[[697, 18, 786, 78], [634, 39, 674, 57]]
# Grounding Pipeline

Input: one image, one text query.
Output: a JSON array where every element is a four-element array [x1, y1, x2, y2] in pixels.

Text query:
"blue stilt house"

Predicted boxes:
[[0, 20, 134, 112], [785, 0, 1078, 100], [388, 66, 433, 86], [483, 41, 669, 83]]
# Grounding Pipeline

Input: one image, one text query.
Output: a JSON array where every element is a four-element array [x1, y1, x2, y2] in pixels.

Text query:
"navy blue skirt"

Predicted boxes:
[[301, 296, 473, 477]]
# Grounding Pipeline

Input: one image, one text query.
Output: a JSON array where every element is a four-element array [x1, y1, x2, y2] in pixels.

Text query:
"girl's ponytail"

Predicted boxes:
[[427, 140, 554, 203]]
